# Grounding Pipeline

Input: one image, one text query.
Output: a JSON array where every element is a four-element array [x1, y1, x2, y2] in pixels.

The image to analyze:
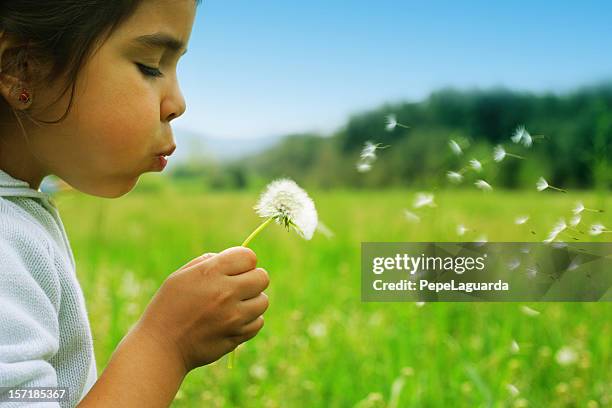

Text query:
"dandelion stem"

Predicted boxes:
[[228, 216, 275, 369], [549, 185, 567, 193], [241, 217, 275, 247], [507, 153, 525, 159], [396, 123, 411, 129]]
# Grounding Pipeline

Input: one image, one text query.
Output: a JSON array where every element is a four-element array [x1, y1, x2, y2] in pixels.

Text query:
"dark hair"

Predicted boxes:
[[0, 0, 201, 124]]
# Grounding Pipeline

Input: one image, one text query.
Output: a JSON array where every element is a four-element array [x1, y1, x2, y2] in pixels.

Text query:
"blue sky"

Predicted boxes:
[[174, 0, 612, 140]]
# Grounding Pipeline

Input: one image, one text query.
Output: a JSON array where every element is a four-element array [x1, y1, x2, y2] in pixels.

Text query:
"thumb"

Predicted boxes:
[[180, 252, 218, 270]]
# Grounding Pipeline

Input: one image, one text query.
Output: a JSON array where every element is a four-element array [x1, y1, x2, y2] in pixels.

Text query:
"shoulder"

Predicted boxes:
[[0, 197, 61, 312]]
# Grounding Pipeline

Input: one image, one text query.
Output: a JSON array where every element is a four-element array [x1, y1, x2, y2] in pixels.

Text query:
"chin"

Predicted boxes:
[[79, 177, 140, 198]]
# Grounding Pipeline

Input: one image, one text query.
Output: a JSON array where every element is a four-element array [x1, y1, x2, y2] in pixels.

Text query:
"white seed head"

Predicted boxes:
[[569, 215, 581, 227], [536, 177, 549, 192], [413, 192, 436, 209], [511, 125, 525, 143], [385, 114, 398, 131], [475, 179, 493, 191], [493, 145, 506, 162], [555, 346, 578, 366], [515, 215, 529, 225], [446, 171, 463, 183], [469, 159, 483, 172], [449, 139, 462, 155], [360, 141, 378, 161], [254, 178, 318, 240]]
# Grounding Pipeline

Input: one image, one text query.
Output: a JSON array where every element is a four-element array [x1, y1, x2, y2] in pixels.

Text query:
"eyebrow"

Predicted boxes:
[[132, 32, 188, 56]]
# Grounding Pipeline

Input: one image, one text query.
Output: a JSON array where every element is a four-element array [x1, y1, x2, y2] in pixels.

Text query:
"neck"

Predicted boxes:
[[0, 119, 48, 190]]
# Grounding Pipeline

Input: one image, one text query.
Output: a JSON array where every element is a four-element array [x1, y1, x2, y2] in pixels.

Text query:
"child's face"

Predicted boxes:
[[30, 0, 196, 197]]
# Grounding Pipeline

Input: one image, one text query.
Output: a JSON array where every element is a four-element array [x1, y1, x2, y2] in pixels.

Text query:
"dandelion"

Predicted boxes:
[[493, 145, 525, 162], [520, 305, 540, 316], [356, 162, 372, 173], [555, 346, 578, 366], [474, 179, 493, 191], [469, 159, 483, 172], [385, 114, 410, 131], [515, 215, 529, 225], [449, 139, 462, 155], [572, 201, 603, 215], [589, 223, 612, 236], [536, 177, 566, 193], [360, 141, 389, 161], [413, 192, 436, 208], [446, 171, 463, 183], [228, 178, 318, 368], [403, 209, 421, 223], [511, 125, 544, 147]]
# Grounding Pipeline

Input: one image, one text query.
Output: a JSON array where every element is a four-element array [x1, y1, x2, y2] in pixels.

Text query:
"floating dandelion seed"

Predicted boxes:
[[456, 224, 470, 236], [446, 171, 463, 183], [526, 265, 538, 278], [536, 177, 566, 193], [510, 340, 520, 354], [515, 215, 529, 225], [572, 201, 603, 215], [511, 126, 525, 144], [507, 258, 521, 271], [403, 209, 421, 223], [511, 125, 543, 147], [228, 178, 318, 368], [474, 179, 493, 191], [569, 215, 581, 227], [360, 141, 378, 161], [567, 257, 581, 271], [493, 145, 525, 162], [544, 219, 567, 243], [449, 139, 463, 155], [385, 114, 410, 131], [589, 223, 612, 236], [413, 192, 436, 208], [356, 162, 372, 173], [520, 305, 540, 316], [469, 159, 483, 172]]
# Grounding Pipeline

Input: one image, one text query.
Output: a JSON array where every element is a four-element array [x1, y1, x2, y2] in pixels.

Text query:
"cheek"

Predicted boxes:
[[77, 76, 160, 162]]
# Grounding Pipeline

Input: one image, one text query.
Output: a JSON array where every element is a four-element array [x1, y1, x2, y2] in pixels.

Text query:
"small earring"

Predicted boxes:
[[18, 88, 31, 104]]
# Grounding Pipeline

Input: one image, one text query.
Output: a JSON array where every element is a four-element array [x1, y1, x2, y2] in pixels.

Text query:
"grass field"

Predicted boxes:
[[56, 182, 611, 407]]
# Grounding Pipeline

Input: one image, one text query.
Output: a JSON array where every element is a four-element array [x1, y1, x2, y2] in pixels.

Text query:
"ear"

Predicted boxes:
[[0, 30, 33, 111]]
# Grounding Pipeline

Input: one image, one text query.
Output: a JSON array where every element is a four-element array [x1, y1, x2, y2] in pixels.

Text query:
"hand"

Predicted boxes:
[[136, 247, 270, 372]]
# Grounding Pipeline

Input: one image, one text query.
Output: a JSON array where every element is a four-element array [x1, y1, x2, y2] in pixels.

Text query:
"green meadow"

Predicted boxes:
[[57, 181, 611, 407]]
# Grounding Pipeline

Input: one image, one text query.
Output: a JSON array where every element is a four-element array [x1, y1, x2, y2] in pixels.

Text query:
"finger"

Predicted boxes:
[[181, 252, 217, 270], [210, 246, 257, 276], [231, 315, 265, 340], [230, 268, 270, 300], [238, 293, 269, 323]]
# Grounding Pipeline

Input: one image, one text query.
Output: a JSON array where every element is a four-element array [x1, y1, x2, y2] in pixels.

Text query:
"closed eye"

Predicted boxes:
[[136, 63, 164, 78]]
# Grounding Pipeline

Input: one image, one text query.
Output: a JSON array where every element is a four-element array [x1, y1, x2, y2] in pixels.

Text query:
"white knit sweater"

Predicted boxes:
[[0, 169, 97, 407]]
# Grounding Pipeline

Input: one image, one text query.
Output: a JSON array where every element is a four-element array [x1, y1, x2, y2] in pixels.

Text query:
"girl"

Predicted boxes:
[[0, 1, 270, 407]]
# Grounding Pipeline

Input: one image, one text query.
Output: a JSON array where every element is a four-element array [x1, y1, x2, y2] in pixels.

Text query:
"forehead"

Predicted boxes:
[[112, 0, 196, 53]]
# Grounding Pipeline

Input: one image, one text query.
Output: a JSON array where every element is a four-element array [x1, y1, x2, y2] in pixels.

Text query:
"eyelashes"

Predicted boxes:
[[136, 63, 164, 78]]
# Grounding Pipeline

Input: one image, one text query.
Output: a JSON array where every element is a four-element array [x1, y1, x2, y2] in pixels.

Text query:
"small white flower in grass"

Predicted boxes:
[[413, 192, 436, 208], [449, 139, 462, 155], [308, 321, 328, 338], [515, 215, 529, 225], [385, 114, 410, 131], [403, 209, 421, 223], [536, 177, 567, 193], [506, 383, 520, 397], [555, 346, 578, 366], [469, 159, 483, 172], [493, 145, 525, 162], [589, 223, 612, 236], [475, 179, 493, 191], [446, 171, 463, 183], [520, 305, 540, 316], [249, 364, 268, 380], [356, 162, 372, 173], [573, 201, 603, 214]]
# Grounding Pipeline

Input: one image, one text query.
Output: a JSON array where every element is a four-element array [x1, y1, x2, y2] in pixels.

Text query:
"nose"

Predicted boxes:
[[162, 78, 186, 123]]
